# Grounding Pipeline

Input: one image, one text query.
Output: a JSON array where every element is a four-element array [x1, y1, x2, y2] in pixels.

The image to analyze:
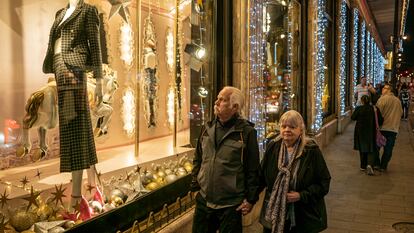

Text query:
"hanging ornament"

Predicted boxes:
[[197, 86, 208, 98], [20, 176, 29, 188], [142, 13, 159, 128], [107, 0, 131, 23]]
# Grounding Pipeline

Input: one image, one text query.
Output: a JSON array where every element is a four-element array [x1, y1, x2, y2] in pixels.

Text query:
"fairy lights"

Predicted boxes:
[[339, 0, 347, 116], [119, 22, 134, 68], [359, 21, 366, 79], [249, 0, 266, 154], [311, 0, 327, 132], [352, 8, 359, 107], [122, 87, 135, 136]]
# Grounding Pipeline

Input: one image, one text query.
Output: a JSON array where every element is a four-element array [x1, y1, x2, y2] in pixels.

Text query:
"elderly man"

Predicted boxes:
[[191, 86, 260, 233], [376, 83, 403, 171]]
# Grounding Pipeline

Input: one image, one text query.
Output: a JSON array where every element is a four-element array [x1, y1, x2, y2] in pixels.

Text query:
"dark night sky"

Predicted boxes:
[[403, 0, 414, 68]]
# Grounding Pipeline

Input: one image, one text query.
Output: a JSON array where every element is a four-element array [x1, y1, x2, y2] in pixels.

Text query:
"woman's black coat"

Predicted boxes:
[[259, 138, 331, 233], [351, 104, 383, 153]]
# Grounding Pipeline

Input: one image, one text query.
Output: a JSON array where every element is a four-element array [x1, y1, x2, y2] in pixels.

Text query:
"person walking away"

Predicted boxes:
[[399, 83, 410, 120], [259, 110, 331, 233], [191, 86, 260, 233], [351, 95, 383, 175], [376, 84, 403, 171]]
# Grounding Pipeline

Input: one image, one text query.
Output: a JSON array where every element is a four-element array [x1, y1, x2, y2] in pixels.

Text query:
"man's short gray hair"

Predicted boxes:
[[223, 86, 244, 115]]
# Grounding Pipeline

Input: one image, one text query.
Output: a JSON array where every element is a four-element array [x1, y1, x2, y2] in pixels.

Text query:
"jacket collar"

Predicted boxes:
[[61, 0, 84, 27]]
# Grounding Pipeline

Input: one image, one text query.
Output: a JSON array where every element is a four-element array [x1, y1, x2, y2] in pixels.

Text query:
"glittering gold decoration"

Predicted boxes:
[[125, 171, 132, 182], [50, 184, 66, 206], [22, 186, 41, 211], [20, 176, 29, 188], [34, 170, 42, 180], [0, 190, 11, 209], [0, 216, 10, 233]]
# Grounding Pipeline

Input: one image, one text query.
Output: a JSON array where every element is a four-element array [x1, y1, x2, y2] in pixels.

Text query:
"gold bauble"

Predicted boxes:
[[10, 211, 37, 232], [154, 177, 164, 186], [184, 163, 193, 173], [156, 170, 166, 178], [164, 174, 178, 184], [110, 196, 124, 207], [176, 167, 188, 177], [36, 204, 53, 221], [145, 182, 159, 191]]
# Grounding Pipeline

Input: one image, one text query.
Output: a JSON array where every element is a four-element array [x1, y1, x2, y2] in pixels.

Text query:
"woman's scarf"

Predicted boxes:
[[265, 138, 302, 233]]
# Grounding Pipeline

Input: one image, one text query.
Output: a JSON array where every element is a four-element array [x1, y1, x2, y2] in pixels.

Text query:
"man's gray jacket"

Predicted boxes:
[[191, 117, 260, 206]]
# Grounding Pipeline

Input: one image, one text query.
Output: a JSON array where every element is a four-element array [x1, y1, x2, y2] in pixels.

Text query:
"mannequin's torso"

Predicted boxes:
[[54, 0, 79, 54]]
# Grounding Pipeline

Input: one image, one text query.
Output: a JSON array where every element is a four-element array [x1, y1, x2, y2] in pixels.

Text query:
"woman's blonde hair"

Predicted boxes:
[[276, 110, 311, 156]]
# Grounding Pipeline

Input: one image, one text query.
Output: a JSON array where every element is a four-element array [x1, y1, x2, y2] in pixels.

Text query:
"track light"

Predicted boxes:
[[184, 43, 207, 60]]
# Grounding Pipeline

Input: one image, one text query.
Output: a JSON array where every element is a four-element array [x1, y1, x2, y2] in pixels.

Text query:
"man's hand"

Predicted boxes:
[[236, 199, 253, 215], [286, 191, 300, 203], [95, 78, 103, 107]]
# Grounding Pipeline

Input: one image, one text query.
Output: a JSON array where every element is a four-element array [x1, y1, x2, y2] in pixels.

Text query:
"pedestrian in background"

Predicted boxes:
[[351, 95, 383, 175], [376, 84, 403, 172], [259, 110, 331, 233], [399, 83, 410, 120]]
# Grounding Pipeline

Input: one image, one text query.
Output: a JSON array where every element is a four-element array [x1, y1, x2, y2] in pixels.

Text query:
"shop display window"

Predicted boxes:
[[263, 0, 301, 138], [0, 0, 214, 228], [322, 0, 335, 119]]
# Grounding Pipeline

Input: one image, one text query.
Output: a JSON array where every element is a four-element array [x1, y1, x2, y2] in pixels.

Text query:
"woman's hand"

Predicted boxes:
[[287, 191, 300, 203]]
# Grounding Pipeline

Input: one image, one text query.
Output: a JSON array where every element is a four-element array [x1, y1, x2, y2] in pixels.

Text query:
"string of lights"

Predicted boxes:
[[249, 0, 266, 154], [352, 9, 359, 107], [311, 0, 327, 132], [339, 0, 347, 116], [366, 32, 372, 83], [360, 21, 366, 79]]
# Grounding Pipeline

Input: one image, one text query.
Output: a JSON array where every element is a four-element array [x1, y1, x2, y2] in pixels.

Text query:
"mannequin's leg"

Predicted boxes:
[[71, 170, 83, 208]]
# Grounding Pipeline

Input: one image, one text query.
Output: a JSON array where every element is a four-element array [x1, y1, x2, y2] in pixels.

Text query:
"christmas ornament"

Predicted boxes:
[[36, 204, 53, 221], [50, 184, 66, 207], [0, 190, 11, 209], [107, 0, 131, 23], [9, 211, 36, 232], [22, 186, 41, 211], [0, 216, 10, 233], [34, 170, 42, 180], [20, 176, 29, 188]]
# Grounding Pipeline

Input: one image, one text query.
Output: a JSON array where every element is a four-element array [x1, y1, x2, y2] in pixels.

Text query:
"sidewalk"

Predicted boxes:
[[244, 119, 414, 233], [323, 119, 414, 233]]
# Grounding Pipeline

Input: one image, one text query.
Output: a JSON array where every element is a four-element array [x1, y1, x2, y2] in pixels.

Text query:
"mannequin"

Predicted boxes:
[[142, 18, 158, 127], [42, 0, 103, 219]]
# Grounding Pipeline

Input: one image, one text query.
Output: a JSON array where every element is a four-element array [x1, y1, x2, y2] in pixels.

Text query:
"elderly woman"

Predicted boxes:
[[259, 110, 331, 233]]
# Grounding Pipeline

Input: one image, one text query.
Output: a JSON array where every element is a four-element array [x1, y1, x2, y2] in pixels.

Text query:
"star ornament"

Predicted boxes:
[[0, 190, 11, 209], [0, 216, 10, 233], [51, 184, 67, 206], [20, 176, 29, 188], [107, 0, 131, 23], [22, 186, 41, 211]]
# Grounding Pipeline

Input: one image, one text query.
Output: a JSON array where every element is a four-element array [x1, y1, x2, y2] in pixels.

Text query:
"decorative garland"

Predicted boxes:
[[339, 0, 347, 116], [352, 8, 359, 107], [311, 0, 328, 132], [248, 0, 266, 154]]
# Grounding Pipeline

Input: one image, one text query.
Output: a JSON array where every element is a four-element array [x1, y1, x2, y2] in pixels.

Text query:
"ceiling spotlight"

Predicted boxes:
[[398, 53, 402, 57], [185, 43, 207, 60], [403, 35, 408, 40], [280, 34, 286, 39], [195, 47, 206, 59]]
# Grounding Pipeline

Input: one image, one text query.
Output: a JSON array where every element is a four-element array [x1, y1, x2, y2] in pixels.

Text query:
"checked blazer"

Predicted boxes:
[[43, 0, 102, 79]]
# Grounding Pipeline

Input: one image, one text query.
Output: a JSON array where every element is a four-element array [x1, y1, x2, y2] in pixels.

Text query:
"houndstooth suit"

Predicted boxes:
[[42, 0, 101, 172]]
